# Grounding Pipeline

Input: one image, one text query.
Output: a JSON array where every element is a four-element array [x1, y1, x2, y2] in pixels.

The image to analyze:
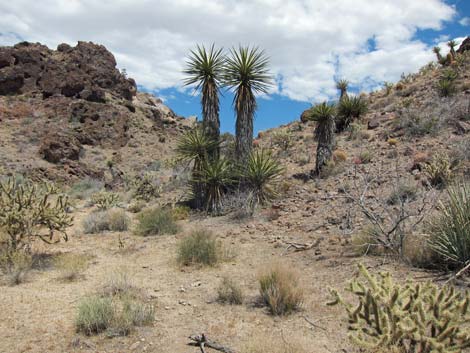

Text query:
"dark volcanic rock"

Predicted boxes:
[[0, 41, 136, 101], [457, 37, 470, 54], [39, 131, 82, 164]]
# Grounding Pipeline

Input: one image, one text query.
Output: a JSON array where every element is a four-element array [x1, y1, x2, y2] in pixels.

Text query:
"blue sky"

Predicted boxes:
[[0, 0, 469, 134]]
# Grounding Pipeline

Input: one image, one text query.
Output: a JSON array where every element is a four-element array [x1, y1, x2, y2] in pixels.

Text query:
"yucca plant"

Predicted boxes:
[[433, 46, 443, 62], [198, 158, 235, 215], [336, 95, 368, 132], [306, 102, 336, 176], [336, 79, 349, 100], [428, 183, 470, 269], [437, 78, 456, 97], [223, 46, 273, 164], [183, 44, 225, 159], [176, 128, 220, 208], [447, 40, 457, 60], [242, 149, 283, 208]]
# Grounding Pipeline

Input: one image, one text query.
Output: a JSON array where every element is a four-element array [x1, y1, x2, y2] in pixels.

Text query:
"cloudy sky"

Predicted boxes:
[[1, 0, 469, 133]]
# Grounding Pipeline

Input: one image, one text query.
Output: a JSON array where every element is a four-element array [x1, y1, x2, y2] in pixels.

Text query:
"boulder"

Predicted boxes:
[[39, 132, 82, 164]]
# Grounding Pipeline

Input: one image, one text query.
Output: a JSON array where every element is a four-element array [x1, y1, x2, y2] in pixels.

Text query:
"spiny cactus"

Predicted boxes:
[[328, 263, 470, 353], [132, 173, 162, 201], [0, 177, 73, 250], [91, 191, 120, 210]]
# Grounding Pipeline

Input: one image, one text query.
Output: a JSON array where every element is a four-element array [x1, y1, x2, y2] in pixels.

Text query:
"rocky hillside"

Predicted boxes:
[[0, 41, 192, 183]]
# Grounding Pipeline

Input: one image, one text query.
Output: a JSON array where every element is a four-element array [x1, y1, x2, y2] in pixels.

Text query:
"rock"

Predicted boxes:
[[457, 36, 470, 54], [0, 41, 136, 100], [300, 108, 311, 123], [39, 131, 82, 164], [453, 120, 470, 135], [367, 118, 380, 130]]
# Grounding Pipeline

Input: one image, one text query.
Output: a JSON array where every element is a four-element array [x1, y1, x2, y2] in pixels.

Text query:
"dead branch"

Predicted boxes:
[[188, 334, 236, 353], [301, 315, 329, 331], [445, 261, 470, 285], [283, 238, 321, 254]]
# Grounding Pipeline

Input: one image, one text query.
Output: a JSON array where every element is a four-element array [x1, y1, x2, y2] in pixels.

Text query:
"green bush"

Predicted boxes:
[[76, 296, 114, 335], [134, 207, 179, 236], [177, 229, 219, 266], [336, 95, 368, 132], [428, 183, 470, 269], [217, 277, 244, 304], [259, 264, 304, 315], [329, 263, 470, 352], [106, 208, 130, 232]]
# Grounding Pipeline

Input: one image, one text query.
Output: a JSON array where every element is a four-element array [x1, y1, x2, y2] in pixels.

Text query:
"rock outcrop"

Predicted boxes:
[[0, 41, 136, 100], [457, 36, 470, 54]]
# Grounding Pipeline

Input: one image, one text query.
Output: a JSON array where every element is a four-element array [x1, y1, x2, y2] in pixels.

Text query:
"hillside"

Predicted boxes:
[[0, 39, 470, 353], [0, 41, 193, 185]]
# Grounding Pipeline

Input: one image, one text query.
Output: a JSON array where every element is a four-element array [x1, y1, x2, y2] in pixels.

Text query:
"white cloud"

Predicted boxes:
[[460, 17, 470, 26], [0, 0, 456, 102]]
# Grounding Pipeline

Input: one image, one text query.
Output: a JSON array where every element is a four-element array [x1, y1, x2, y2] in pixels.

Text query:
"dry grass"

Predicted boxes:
[[82, 208, 130, 234], [177, 229, 220, 267], [0, 249, 33, 286], [217, 277, 244, 305], [258, 263, 304, 315], [54, 253, 90, 282], [101, 268, 140, 298], [76, 296, 114, 335], [134, 207, 179, 236], [242, 333, 309, 353]]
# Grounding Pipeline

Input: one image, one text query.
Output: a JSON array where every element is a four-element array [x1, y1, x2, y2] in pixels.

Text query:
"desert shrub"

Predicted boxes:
[[68, 178, 103, 200], [217, 277, 244, 304], [383, 81, 394, 96], [82, 208, 128, 234], [294, 153, 310, 166], [270, 130, 293, 151], [437, 79, 456, 97], [428, 183, 470, 269], [357, 151, 372, 164], [120, 299, 154, 327], [0, 249, 33, 285], [131, 173, 161, 201], [0, 177, 72, 251], [127, 200, 146, 213], [177, 229, 219, 266], [90, 191, 120, 210], [242, 149, 284, 207], [258, 264, 304, 315], [54, 253, 89, 282], [76, 296, 114, 335], [101, 269, 138, 298], [333, 149, 347, 163], [397, 111, 442, 137], [321, 160, 346, 178], [219, 190, 253, 219], [134, 207, 179, 236], [423, 153, 454, 188], [347, 123, 370, 141], [387, 138, 399, 146], [171, 205, 191, 220], [350, 226, 385, 256], [329, 263, 470, 352], [106, 208, 130, 232], [82, 211, 109, 234], [386, 183, 417, 205]]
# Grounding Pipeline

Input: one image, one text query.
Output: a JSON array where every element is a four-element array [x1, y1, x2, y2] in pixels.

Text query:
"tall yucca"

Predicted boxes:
[[183, 44, 224, 158], [336, 79, 349, 100], [176, 128, 220, 209], [223, 46, 273, 163], [433, 46, 443, 62], [308, 102, 336, 176]]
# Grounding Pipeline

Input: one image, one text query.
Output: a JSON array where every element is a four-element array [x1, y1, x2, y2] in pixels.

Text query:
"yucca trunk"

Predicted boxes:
[[339, 89, 348, 100], [235, 87, 256, 163], [314, 119, 335, 176], [202, 80, 220, 159]]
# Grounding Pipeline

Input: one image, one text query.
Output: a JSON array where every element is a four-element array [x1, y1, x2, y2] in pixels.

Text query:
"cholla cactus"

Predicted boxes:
[[328, 264, 470, 352], [0, 177, 73, 250], [91, 191, 120, 210], [132, 173, 162, 201], [423, 153, 454, 188]]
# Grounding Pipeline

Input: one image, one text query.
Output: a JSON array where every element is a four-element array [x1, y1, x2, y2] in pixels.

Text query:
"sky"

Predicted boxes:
[[0, 0, 469, 134]]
